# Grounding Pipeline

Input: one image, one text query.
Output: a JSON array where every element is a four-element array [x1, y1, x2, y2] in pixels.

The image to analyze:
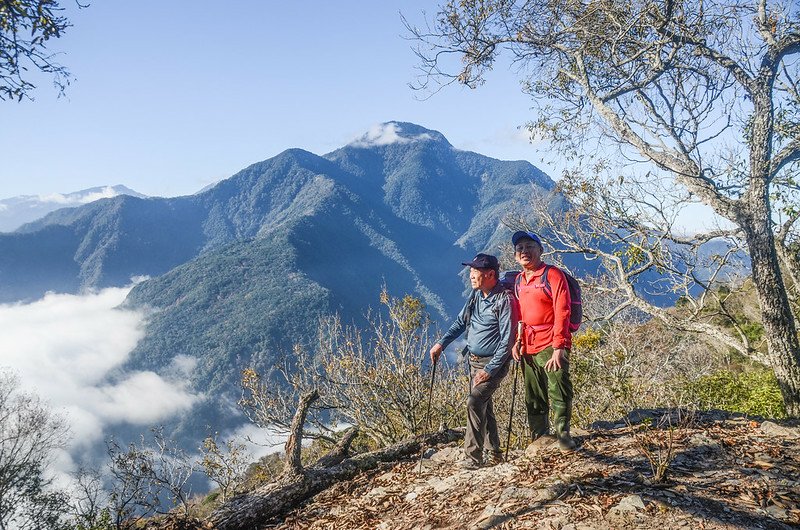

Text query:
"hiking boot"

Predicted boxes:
[[459, 458, 482, 470], [557, 432, 577, 452], [485, 450, 504, 466]]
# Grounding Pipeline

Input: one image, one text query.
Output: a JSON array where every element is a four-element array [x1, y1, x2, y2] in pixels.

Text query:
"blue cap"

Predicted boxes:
[[462, 253, 499, 269], [512, 230, 542, 247]]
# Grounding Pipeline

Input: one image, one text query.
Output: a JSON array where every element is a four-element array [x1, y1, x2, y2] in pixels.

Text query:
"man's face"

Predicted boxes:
[[469, 267, 495, 290], [515, 238, 543, 269]]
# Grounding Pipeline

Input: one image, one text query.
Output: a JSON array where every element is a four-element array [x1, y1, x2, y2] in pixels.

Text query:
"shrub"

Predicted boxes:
[[685, 369, 786, 419]]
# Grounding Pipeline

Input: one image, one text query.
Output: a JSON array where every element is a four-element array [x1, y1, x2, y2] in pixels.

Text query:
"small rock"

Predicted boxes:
[[760, 421, 800, 439], [476, 462, 516, 478], [499, 486, 541, 502], [612, 494, 646, 512], [687, 433, 718, 447], [470, 505, 509, 530], [404, 491, 418, 502], [366, 486, 387, 498], [427, 475, 461, 493], [525, 435, 557, 458], [765, 505, 789, 520], [429, 446, 462, 462], [533, 480, 566, 502], [377, 471, 396, 481]]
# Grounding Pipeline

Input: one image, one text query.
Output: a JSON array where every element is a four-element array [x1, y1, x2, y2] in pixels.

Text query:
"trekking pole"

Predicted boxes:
[[417, 354, 438, 474], [505, 322, 525, 462]]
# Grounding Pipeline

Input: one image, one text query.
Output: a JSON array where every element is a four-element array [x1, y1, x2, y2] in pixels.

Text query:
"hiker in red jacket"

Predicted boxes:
[[511, 230, 577, 452]]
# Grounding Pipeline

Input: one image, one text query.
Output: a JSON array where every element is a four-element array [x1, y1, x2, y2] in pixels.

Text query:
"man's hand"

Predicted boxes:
[[511, 341, 522, 362], [473, 369, 490, 386], [429, 343, 443, 363], [544, 348, 566, 372]]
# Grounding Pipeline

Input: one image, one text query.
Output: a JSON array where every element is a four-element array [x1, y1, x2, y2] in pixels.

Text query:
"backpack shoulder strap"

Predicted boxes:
[[492, 286, 515, 317], [540, 264, 553, 298], [464, 289, 479, 339]]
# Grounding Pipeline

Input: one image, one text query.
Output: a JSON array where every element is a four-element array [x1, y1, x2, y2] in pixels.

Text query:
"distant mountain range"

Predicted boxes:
[[0, 122, 560, 439], [0, 185, 145, 233], [1, 122, 753, 449]]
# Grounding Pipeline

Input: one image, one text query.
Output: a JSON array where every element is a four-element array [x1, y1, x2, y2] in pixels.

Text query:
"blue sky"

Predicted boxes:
[[1, 1, 556, 199]]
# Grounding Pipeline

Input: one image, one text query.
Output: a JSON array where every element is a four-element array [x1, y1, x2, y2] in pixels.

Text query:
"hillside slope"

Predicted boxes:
[[268, 411, 799, 530]]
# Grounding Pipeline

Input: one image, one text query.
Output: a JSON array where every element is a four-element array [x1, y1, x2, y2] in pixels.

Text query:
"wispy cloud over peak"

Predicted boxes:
[[348, 122, 443, 148]]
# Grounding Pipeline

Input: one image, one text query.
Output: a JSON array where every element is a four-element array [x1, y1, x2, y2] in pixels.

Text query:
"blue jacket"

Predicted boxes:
[[437, 282, 517, 376]]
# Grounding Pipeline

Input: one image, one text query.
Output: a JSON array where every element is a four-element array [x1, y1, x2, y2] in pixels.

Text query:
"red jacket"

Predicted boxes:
[[517, 263, 572, 353]]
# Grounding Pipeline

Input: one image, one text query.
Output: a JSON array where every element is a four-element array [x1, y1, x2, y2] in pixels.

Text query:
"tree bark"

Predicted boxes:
[[741, 214, 800, 417], [283, 390, 318, 477], [207, 428, 463, 530]]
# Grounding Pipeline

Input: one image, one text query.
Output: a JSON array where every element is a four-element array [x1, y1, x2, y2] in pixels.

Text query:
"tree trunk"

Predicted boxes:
[[283, 390, 318, 476], [207, 428, 464, 530], [741, 213, 800, 417], [739, 81, 800, 417]]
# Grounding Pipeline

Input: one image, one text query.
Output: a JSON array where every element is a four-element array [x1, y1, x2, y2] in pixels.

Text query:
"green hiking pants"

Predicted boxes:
[[522, 346, 574, 439]]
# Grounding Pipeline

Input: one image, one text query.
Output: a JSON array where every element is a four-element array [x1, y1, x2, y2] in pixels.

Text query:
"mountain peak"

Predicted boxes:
[[347, 122, 450, 148]]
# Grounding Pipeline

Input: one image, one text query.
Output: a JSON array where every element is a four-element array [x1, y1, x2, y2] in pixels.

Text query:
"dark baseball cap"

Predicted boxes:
[[512, 230, 543, 247], [462, 253, 499, 269]]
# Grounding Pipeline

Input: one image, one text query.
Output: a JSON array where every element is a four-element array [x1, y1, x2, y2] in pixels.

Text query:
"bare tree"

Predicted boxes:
[[239, 289, 465, 450], [0, 370, 69, 530], [0, 0, 75, 101], [407, 0, 800, 415], [199, 434, 249, 504], [506, 181, 765, 362], [106, 427, 196, 527], [70, 468, 113, 530]]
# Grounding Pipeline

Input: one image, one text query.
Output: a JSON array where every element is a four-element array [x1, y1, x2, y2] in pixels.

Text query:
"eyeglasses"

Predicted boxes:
[[515, 243, 539, 253]]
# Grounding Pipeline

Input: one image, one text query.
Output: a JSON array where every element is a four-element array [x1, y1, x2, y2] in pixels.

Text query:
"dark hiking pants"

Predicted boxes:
[[465, 355, 509, 464], [521, 346, 574, 439]]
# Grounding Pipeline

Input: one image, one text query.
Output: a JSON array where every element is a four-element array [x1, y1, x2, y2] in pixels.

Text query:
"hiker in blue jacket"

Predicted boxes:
[[429, 253, 518, 469]]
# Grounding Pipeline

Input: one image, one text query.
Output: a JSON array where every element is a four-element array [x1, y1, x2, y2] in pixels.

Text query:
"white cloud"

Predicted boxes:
[[0, 286, 202, 460], [224, 423, 288, 461], [37, 186, 121, 205], [35, 192, 72, 204], [348, 122, 433, 148]]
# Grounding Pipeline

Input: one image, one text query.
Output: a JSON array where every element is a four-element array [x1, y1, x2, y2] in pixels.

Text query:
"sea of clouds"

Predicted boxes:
[[0, 285, 285, 491], [0, 287, 202, 474]]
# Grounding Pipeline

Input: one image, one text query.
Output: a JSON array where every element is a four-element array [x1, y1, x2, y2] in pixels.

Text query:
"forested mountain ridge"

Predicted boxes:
[[0, 185, 145, 233], [0, 122, 555, 436]]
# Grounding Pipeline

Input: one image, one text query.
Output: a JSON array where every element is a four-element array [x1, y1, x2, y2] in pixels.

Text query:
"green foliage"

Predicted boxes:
[[0, 0, 72, 101], [739, 320, 765, 345], [572, 328, 602, 352], [685, 369, 787, 419], [73, 508, 113, 530]]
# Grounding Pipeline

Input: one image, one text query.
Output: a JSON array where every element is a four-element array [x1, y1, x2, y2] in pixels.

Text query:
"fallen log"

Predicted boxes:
[[208, 428, 464, 530]]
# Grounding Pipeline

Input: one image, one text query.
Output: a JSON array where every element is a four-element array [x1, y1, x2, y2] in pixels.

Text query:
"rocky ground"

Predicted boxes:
[[269, 411, 800, 530]]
